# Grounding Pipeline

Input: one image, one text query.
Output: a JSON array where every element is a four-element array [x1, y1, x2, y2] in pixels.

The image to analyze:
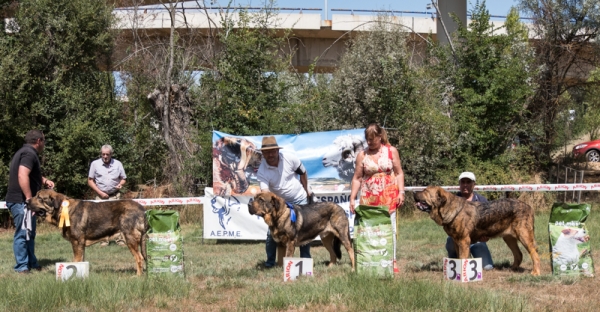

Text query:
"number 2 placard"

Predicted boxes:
[[283, 257, 314, 282], [443, 258, 483, 282]]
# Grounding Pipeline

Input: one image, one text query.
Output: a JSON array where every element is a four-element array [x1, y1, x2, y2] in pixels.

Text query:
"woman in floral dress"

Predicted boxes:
[[349, 123, 405, 273]]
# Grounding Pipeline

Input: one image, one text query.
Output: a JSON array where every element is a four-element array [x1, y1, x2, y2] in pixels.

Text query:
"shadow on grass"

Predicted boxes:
[[406, 260, 444, 272], [38, 258, 69, 268]]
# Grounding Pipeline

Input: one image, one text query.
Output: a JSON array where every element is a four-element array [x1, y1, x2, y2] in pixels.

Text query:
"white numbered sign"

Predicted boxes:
[[443, 258, 483, 282], [56, 262, 89, 281], [283, 257, 314, 282]]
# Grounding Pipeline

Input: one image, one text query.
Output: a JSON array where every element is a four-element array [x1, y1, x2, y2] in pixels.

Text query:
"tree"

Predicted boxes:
[[519, 0, 600, 163], [0, 0, 124, 197], [435, 2, 536, 162], [329, 17, 454, 186], [582, 68, 600, 140]]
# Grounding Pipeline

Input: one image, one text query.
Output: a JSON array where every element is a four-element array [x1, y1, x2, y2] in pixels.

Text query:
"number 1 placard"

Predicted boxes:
[[443, 258, 483, 282], [283, 257, 314, 282]]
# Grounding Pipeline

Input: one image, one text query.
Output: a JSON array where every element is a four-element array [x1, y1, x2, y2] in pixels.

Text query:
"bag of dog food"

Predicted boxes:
[[353, 205, 394, 277], [548, 203, 594, 277], [146, 210, 184, 277], [549, 202, 590, 223]]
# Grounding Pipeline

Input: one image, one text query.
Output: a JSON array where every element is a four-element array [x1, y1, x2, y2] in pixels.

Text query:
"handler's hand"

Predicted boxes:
[[349, 199, 356, 214], [101, 192, 109, 199], [398, 193, 405, 207], [44, 179, 55, 189]]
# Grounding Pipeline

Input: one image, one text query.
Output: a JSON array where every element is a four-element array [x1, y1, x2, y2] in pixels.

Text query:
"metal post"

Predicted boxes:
[[564, 167, 568, 202], [578, 170, 584, 204], [572, 170, 576, 202]]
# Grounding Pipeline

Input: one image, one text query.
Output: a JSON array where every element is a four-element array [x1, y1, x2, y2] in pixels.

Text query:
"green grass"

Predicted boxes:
[[2, 204, 599, 311]]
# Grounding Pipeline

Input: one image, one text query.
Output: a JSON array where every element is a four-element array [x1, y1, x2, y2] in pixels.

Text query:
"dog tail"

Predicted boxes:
[[334, 237, 342, 260], [141, 232, 148, 261], [141, 222, 149, 261]]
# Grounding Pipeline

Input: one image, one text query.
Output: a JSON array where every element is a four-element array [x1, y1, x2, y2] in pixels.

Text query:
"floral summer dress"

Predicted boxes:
[[359, 144, 400, 213]]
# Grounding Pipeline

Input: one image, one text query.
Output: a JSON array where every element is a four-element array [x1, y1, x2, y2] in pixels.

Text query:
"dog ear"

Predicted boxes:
[[271, 194, 280, 211], [437, 188, 447, 207], [52, 192, 64, 209]]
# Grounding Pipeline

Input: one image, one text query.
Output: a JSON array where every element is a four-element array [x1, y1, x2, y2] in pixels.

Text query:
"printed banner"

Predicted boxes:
[[212, 129, 366, 197], [203, 187, 355, 240]]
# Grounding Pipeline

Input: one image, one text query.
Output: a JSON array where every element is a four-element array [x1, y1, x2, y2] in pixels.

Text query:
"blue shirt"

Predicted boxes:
[[88, 158, 126, 194], [456, 191, 488, 203]]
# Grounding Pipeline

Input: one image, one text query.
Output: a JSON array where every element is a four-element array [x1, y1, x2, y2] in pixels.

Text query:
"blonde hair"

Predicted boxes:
[[364, 123, 389, 145]]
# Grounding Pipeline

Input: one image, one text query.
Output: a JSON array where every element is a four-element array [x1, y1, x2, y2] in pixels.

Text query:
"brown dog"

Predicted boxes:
[[413, 186, 541, 275], [28, 189, 148, 276], [248, 192, 355, 270]]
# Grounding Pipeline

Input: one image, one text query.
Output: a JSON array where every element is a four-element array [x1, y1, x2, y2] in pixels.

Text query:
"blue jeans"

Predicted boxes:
[[446, 236, 493, 267], [8, 202, 39, 272], [265, 197, 310, 267]]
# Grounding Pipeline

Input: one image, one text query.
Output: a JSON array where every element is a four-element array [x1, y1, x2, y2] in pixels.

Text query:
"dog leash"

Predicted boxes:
[[285, 202, 296, 223]]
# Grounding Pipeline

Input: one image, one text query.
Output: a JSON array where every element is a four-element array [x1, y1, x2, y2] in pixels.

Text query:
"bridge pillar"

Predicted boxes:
[[436, 0, 467, 45]]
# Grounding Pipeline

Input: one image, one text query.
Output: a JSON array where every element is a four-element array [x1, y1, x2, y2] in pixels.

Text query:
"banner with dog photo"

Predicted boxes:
[[212, 129, 366, 197], [203, 187, 355, 240]]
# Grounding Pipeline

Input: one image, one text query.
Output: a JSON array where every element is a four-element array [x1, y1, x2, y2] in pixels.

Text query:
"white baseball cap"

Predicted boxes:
[[458, 172, 476, 182]]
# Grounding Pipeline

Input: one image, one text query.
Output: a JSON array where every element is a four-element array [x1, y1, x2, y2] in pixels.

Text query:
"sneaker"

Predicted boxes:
[[116, 241, 126, 247], [32, 266, 42, 272], [100, 241, 109, 247], [483, 264, 494, 271]]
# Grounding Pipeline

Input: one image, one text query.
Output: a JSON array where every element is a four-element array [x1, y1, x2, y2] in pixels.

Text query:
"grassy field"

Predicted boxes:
[[0, 204, 599, 312]]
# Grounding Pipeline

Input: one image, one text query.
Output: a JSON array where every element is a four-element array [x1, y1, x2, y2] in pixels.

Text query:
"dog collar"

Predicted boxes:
[[285, 202, 296, 223]]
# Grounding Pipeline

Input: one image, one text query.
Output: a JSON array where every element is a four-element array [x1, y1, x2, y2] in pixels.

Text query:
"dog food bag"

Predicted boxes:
[[354, 205, 394, 277], [146, 210, 184, 277], [548, 202, 593, 277], [549, 202, 590, 223], [549, 223, 594, 277]]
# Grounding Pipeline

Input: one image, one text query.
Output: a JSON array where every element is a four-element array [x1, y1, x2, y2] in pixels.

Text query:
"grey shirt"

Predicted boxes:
[[88, 158, 126, 194]]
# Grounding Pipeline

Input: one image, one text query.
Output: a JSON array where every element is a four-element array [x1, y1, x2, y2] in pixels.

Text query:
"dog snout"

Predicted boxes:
[[413, 191, 421, 202], [248, 198, 255, 215]]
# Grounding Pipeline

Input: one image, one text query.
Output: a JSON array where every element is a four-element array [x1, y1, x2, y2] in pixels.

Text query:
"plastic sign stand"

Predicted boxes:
[[443, 257, 483, 282], [283, 257, 313, 282], [56, 262, 89, 281]]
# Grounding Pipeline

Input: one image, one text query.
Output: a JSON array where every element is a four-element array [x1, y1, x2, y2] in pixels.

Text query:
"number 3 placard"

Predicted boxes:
[[283, 257, 314, 282], [443, 258, 483, 282]]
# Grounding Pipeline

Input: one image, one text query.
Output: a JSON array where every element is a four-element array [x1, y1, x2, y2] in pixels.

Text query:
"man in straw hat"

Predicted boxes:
[[256, 136, 312, 268], [445, 172, 494, 270]]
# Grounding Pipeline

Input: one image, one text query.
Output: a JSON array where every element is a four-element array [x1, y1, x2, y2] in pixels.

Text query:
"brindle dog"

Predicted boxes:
[[28, 189, 148, 276], [413, 186, 541, 275], [248, 192, 355, 271]]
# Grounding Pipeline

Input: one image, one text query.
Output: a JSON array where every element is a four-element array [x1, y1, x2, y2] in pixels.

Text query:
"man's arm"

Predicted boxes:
[[116, 162, 127, 190], [88, 177, 108, 199], [299, 170, 309, 197], [18, 165, 32, 201]]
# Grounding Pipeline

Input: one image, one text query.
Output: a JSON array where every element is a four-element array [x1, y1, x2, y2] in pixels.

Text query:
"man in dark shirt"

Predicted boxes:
[[5, 130, 54, 274], [445, 172, 494, 270]]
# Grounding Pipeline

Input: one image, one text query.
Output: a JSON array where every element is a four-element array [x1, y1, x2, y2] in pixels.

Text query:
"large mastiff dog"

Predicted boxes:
[[413, 186, 541, 275], [248, 192, 355, 271], [29, 189, 148, 276]]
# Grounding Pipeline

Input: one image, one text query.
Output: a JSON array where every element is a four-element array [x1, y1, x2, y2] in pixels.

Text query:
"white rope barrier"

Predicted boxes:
[[2, 183, 600, 209]]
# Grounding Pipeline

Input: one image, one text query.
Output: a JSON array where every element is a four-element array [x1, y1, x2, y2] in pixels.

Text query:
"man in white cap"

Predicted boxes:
[[256, 136, 312, 268], [445, 172, 494, 270]]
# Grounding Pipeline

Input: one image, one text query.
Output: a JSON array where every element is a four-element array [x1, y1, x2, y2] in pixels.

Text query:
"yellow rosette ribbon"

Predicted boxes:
[[59, 200, 70, 228]]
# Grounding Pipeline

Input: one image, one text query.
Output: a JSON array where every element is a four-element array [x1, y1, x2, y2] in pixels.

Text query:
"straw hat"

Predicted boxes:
[[259, 136, 283, 151]]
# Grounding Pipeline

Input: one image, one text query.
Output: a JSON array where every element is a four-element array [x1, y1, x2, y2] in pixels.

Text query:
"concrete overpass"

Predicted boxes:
[[112, 5, 513, 72]]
